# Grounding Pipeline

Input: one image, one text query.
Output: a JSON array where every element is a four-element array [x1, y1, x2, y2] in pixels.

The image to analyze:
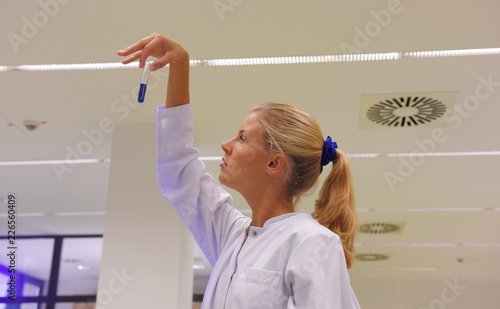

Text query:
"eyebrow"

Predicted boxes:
[[239, 130, 246, 135]]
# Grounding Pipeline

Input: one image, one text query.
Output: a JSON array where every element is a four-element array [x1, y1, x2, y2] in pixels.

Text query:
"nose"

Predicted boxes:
[[221, 139, 231, 154]]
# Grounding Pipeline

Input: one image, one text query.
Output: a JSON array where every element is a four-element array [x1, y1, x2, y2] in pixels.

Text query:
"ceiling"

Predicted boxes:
[[1, 0, 499, 307]]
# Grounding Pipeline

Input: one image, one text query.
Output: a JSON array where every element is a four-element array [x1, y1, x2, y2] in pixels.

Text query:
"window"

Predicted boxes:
[[0, 236, 102, 309]]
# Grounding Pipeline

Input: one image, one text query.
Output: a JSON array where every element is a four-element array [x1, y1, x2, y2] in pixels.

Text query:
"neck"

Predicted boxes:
[[242, 187, 294, 228]]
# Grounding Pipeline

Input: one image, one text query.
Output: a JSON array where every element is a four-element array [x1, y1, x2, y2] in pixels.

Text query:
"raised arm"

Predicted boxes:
[[117, 33, 250, 265], [117, 33, 190, 108]]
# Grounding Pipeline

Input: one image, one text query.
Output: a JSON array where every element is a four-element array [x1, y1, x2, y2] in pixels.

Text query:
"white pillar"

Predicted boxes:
[[97, 123, 193, 309]]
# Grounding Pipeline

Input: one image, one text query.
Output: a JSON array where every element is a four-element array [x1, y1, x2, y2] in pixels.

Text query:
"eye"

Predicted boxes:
[[238, 135, 245, 142]]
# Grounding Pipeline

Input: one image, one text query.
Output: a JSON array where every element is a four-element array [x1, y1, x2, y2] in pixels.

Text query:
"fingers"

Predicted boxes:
[[121, 51, 142, 65], [117, 33, 158, 66], [138, 34, 166, 69], [142, 35, 175, 71], [117, 33, 187, 71], [150, 55, 171, 72]]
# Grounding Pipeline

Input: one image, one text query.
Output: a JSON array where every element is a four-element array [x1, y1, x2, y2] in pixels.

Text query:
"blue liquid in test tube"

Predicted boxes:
[[138, 61, 151, 103]]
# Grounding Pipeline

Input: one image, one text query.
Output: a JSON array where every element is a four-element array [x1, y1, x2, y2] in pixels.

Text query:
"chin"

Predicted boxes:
[[218, 171, 237, 190], [218, 172, 229, 186]]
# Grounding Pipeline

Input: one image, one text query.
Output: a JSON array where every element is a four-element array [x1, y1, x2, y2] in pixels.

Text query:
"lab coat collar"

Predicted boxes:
[[248, 212, 311, 237], [262, 211, 301, 228]]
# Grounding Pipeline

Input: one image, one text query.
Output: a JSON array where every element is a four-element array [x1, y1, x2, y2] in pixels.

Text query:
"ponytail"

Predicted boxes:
[[312, 149, 357, 269], [250, 102, 358, 268]]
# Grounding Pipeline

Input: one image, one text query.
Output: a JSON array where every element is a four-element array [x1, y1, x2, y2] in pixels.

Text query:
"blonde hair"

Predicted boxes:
[[250, 102, 358, 268]]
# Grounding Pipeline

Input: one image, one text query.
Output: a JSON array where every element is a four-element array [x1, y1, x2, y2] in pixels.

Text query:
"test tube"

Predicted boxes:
[[138, 61, 151, 103]]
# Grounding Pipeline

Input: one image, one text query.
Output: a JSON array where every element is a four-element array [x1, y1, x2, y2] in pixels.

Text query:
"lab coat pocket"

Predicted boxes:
[[232, 268, 282, 309]]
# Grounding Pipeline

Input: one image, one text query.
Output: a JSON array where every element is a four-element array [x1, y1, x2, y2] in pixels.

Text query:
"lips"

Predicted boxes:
[[220, 157, 228, 167]]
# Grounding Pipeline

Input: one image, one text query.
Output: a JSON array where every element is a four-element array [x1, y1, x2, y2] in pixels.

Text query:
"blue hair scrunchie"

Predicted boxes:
[[321, 136, 338, 167]]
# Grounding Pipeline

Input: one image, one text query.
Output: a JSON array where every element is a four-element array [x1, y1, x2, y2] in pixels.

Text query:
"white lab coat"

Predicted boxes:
[[156, 104, 361, 309]]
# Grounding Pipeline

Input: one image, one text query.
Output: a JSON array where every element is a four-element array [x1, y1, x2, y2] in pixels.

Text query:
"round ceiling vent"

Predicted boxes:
[[356, 253, 389, 262], [360, 222, 401, 234], [366, 96, 446, 127], [23, 119, 41, 131]]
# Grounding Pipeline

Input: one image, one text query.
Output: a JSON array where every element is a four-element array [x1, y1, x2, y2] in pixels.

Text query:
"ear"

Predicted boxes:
[[266, 153, 286, 175]]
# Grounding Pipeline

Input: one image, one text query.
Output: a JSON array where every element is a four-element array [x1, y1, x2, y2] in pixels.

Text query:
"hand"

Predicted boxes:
[[117, 33, 189, 71]]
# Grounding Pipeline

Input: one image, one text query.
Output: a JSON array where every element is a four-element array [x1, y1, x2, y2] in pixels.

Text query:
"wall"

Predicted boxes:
[[97, 123, 193, 309], [351, 277, 500, 309]]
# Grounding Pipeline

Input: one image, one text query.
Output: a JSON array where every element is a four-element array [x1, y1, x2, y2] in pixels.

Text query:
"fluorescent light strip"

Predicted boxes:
[[345, 153, 382, 158], [0, 159, 110, 166], [200, 151, 500, 162], [351, 267, 437, 271], [1, 151, 497, 166], [1, 47, 499, 72], [405, 47, 500, 58], [234, 208, 500, 215], [0, 211, 105, 217], [203, 52, 402, 66], [356, 207, 499, 212], [347, 151, 500, 158], [0, 62, 139, 72], [52, 211, 106, 216], [199, 156, 222, 161], [355, 243, 500, 247], [0, 212, 46, 217], [301, 208, 498, 213], [384, 151, 500, 158]]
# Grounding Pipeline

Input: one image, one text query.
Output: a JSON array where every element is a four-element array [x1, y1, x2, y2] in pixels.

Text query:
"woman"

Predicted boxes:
[[118, 33, 361, 308]]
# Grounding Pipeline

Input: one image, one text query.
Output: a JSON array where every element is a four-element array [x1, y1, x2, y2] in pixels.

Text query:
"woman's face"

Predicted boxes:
[[219, 113, 272, 193]]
